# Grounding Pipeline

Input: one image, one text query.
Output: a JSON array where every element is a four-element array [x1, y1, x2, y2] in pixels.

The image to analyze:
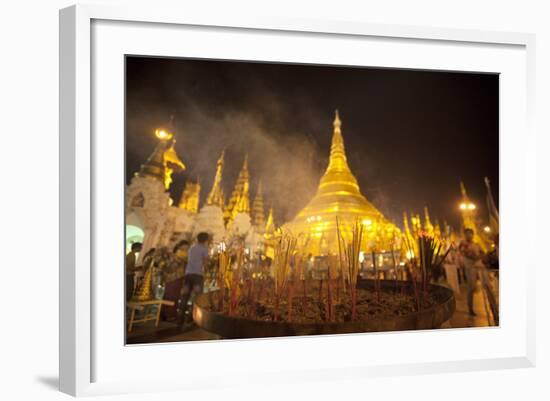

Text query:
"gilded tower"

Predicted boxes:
[[206, 150, 225, 208], [283, 110, 399, 254], [224, 155, 250, 222]]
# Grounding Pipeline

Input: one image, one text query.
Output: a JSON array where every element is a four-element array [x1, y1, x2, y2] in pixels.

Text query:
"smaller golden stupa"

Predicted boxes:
[[283, 110, 399, 255], [132, 267, 153, 302]]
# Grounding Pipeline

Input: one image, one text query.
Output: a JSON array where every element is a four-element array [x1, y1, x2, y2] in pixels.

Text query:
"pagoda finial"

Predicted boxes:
[[326, 109, 352, 176], [460, 181, 468, 198], [333, 109, 341, 133], [242, 153, 249, 172], [206, 150, 225, 207]]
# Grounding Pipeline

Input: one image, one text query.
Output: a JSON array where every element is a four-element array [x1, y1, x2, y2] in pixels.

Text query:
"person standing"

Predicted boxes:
[[458, 228, 484, 316], [126, 242, 142, 301], [177, 232, 210, 327], [442, 242, 460, 294]]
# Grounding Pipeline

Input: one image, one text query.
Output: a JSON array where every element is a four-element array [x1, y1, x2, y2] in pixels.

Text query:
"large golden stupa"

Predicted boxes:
[[283, 111, 399, 255]]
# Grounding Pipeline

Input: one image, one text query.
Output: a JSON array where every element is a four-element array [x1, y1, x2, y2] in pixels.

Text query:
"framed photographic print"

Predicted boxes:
[[59, 4, 536, 397]]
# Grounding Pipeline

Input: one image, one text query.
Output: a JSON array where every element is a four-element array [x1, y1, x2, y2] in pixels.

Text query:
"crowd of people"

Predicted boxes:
[[443, 228, 499, 318], [126, 227, 499, 331], [126, 233, 213, 327]]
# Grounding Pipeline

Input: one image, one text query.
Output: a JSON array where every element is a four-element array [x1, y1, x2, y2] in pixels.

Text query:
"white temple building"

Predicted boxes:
[[125, 128, 269, 260]]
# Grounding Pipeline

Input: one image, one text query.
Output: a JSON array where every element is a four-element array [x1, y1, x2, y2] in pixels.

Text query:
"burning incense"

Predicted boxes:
[[228, 248, 245, 316], [336, 217, 363, 321], [272, 232, 297, 321], [217, 249, 230, 311]]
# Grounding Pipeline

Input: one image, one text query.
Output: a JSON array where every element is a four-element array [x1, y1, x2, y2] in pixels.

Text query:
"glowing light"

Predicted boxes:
[[362, 219, 372, 226], [359, 251, 365, 263], [155, 128, 173, 140], [406, 250, 415, 260], [468, 203, 476, 210], [459, 203, 467, 210], [484, 226, 491, 233]]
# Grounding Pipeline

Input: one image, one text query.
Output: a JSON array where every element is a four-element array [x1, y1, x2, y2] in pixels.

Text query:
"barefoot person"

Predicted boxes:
[[458, 228, 484, 316], [177, 232, 210, 326]]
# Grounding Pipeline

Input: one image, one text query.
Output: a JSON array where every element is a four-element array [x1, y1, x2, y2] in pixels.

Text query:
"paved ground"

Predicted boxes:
[[127, 279, 497, 344], [440, 281, 495, 329]]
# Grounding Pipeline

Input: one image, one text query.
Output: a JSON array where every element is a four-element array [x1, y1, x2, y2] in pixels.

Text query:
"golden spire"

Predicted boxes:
[[423, 206, 434, 235], [318, 110, 360, 195], [460, 181, 468, 198], [402, 211, 416, 253], [265, 207, 276, 237], [252, 181, 265, 227], [225, 154, 250, 221], [179, 180, 201, 213], [265, 207, 275, 233], [283, 110, 398, 254], [206, 150, 225, 207]]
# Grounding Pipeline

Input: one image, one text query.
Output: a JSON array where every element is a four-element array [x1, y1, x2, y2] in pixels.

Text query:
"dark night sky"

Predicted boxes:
[[126, 56, 499, 229]]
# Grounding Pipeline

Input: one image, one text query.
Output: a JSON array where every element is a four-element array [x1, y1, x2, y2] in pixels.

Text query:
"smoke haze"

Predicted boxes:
[[126, 57, 499, 227]]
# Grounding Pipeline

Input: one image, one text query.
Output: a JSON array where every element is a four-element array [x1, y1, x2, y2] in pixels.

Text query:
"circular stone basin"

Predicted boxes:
[[193, 280, 455, 339]]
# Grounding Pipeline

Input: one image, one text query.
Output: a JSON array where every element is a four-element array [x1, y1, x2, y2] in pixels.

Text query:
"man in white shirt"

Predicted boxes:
[[458, 228, 484, 316], [177, 232, 210, 327]]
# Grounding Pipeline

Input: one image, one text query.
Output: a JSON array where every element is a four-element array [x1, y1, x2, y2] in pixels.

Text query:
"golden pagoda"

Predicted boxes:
[[283, 110, 399, 255], [206, 150, 225, 208], [135, 124, 185, 190], [179, 180, 201, 213], [224, 155, 250, 222], [251, 181, 265, 227]]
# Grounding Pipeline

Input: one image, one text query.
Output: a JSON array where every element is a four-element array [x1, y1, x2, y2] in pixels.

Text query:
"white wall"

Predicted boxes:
[[0, 0, 548, 400]]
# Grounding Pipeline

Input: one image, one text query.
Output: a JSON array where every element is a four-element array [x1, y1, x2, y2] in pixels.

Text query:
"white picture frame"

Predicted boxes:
[[59, 4, 536, 397]]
